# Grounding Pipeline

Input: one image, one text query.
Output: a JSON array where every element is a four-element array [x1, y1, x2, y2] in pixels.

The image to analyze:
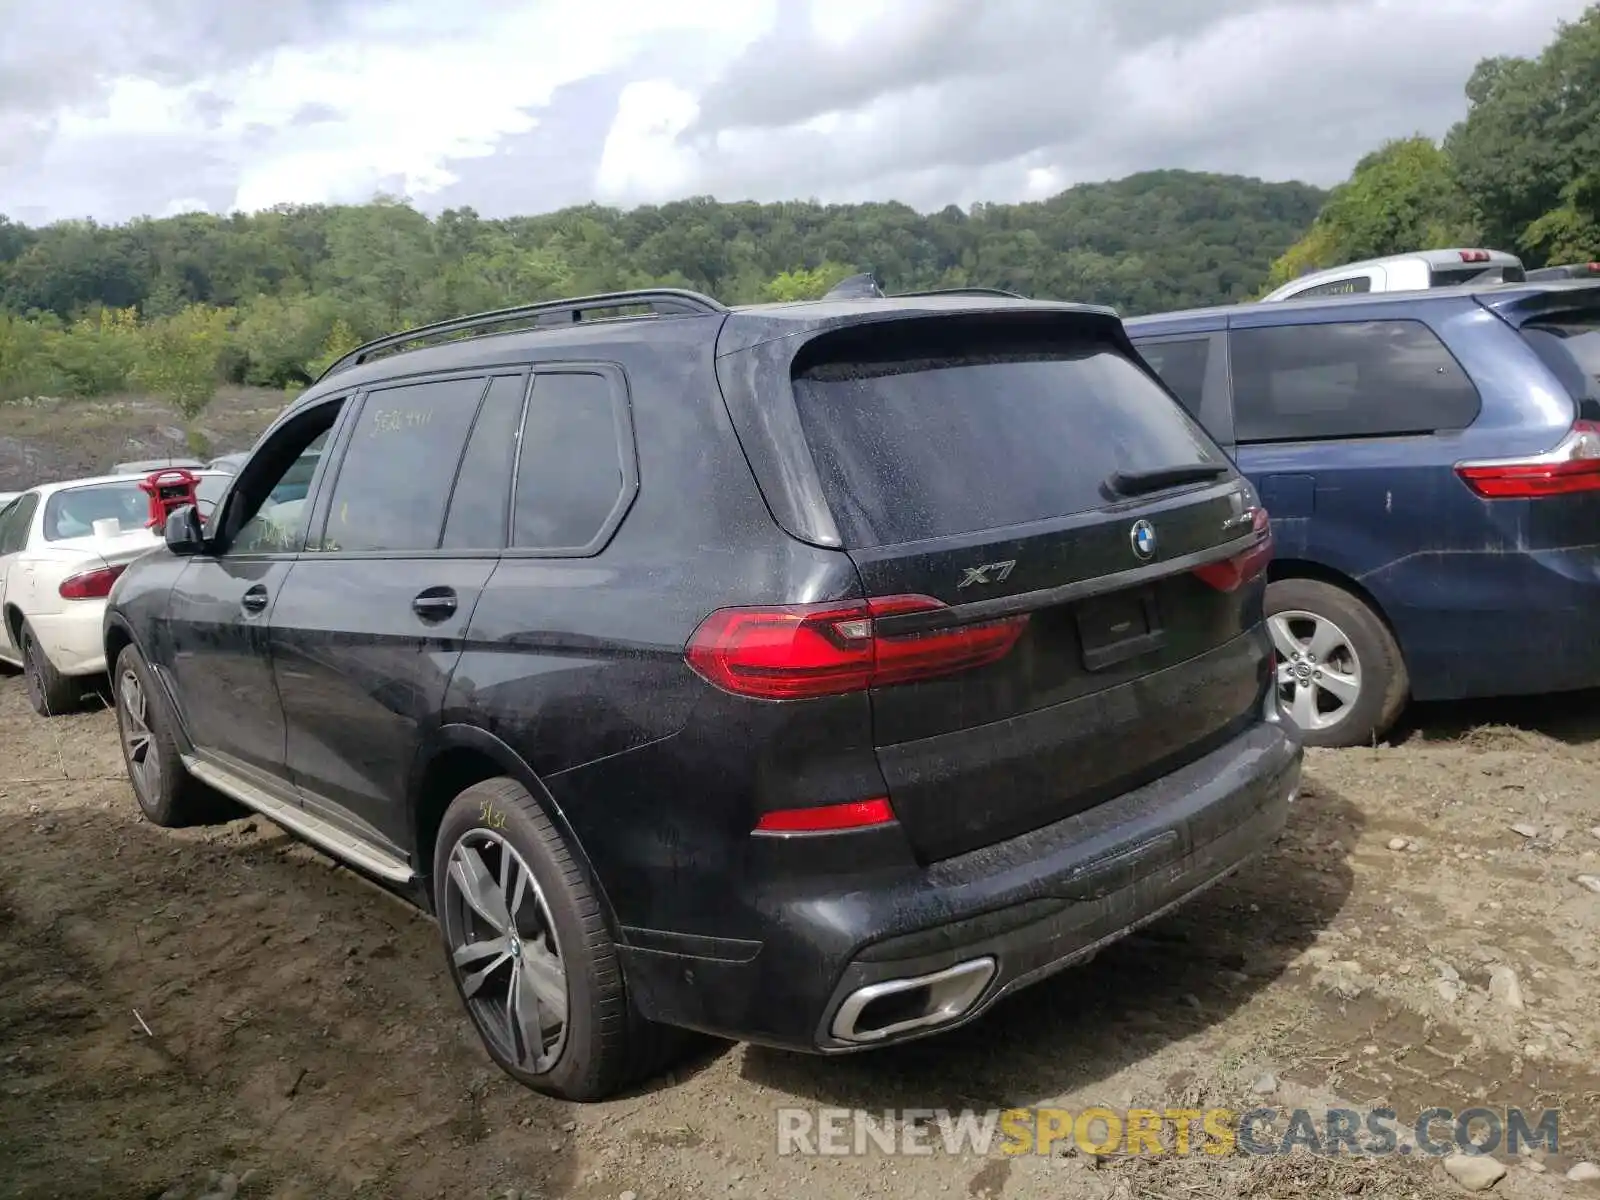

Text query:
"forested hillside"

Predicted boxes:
[[1267, 4, 1599, 286], [0, 169, 1322, 402]]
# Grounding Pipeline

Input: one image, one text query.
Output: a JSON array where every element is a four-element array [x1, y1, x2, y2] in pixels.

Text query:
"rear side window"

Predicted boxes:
[[791, 322, 1228, 548], [442, 374, 527, 550], [512, 370, 631, 553], [1291, 276, 1372, 299], [1230, 320, 1480, 443], [1431, 265, 1525, 287], [1523, 312, 1600, 407], [1135, 337, 1209, 416], [0, 493, 38, 553], [320, 376, 486, 553]]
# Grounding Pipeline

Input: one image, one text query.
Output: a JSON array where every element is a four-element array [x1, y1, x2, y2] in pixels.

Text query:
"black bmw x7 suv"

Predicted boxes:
[[103, 283, 1302, 1101]]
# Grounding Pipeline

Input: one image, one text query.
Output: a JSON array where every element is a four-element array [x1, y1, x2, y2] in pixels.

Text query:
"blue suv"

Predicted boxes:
[[1128, 281, 1600, 747]]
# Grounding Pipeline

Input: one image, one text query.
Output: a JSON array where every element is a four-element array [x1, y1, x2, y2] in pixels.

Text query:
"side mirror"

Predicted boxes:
[[163, 505, 206, 556]]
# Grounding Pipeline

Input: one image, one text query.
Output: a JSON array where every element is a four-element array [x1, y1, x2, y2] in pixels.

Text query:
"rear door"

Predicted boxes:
[[269, 371, 523, 855], [784, 313, 1273, 861]]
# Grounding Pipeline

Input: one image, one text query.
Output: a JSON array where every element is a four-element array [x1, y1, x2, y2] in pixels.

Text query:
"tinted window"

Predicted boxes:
[[442, 374, 527, 550], [1230, 320, 1480, 443], [233, 429, 335, 555], [792, 326, 1227, 548], [512, 372, 627, 552], [1523, 312, 1600, 406], [0, 493, 38, 554], [1430, 265, 1525, 287], [41, 482, 148, 540], [320, 377, 487, 553], [1291, 276, 1372, 299], [1136, 337, 1209, 416]]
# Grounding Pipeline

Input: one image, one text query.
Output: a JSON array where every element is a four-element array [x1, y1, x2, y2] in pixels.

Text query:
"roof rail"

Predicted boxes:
[[894, 286, 1026, 299], [314, 288, 728, 382]]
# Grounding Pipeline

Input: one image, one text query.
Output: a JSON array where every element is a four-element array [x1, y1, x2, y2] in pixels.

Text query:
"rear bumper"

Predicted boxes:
[[25, 603, 109, 676], [619, 714, 1301, 1050]]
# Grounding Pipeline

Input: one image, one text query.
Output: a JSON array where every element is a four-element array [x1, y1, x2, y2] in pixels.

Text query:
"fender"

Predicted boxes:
[[103, 611, 198, 756], [405, 723, 623, 934]]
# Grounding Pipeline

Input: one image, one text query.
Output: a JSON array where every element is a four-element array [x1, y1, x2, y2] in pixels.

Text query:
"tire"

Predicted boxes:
[[433, 777, 684, 1101], [1265, 578, 1409, 749], [112, 644, 235, 827], [21, 620, 80, 716]]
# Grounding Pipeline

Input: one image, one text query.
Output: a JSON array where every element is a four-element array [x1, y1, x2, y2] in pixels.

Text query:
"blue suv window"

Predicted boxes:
[[1136, 337, 1209, 416], [1522, 311, 1600, 407], [1230, 319, 1480, 443]]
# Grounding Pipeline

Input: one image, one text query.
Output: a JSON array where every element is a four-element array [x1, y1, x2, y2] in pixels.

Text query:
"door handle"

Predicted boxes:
[[411, 587, 458, 621], [240, 585, 269, 614]]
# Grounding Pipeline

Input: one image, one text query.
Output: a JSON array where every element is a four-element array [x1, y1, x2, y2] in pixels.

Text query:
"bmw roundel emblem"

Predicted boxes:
[[1130, 519, 1156, 561]]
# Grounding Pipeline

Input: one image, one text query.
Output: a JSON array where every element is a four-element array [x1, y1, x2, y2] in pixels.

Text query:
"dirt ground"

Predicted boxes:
[[3, 673, 1599, 1200]]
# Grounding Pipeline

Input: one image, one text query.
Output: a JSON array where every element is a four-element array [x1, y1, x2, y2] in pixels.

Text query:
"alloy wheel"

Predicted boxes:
[[117, 667, 162, 800], [1268, 609, 1362, 732], [441, 830, 569, 1074]]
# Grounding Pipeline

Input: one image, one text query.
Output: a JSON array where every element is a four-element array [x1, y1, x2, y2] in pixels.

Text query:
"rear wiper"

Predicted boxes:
[[1106, 463, 1229, 497]]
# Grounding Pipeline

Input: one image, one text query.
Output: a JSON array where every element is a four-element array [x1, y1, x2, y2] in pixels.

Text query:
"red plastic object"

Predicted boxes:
[[137, 468, 201, 529]]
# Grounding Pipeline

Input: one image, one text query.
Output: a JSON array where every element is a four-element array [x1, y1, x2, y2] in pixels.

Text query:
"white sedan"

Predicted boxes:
[[0, 470, 231, 715]]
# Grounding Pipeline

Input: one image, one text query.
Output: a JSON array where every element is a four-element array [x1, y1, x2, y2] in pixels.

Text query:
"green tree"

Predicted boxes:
[[1446, 5, 1600, 261], [0, 168, 1328, 337], [135, 304, 232, 423], [307, 317, 363, 379], [1521, 175, 1600, 264], [0, 311, 65, 401], [233, 292, 343, 387], [48, 305, 142, 396], [760, 262, 855, 302], [1264, 137, 1478, 291]]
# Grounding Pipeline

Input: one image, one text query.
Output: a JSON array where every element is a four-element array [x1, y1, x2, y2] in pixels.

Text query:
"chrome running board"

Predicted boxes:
[[182, 755, 415, 885]]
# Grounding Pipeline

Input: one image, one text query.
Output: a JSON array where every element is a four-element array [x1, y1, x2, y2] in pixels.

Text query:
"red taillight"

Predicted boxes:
[[754, 797, 895, 833], [1460, 249, 1491, 263], [1455, 421, 1600, 498], [685, 595, 1028, 700], [58, 563, 127, 600], [1192, 507, 1273, 593]]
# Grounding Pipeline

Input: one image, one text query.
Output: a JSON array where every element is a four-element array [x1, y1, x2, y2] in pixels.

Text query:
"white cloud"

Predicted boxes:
[[0, 0, 1591, 224], [595, 81, 704, 204], [6, 0, 778, 219]]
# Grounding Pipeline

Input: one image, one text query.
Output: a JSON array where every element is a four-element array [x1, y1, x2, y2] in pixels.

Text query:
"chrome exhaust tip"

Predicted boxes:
[[829, 957, 996, 1044]]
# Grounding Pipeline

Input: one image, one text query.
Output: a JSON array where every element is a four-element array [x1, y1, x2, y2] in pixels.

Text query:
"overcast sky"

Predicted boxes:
[[0, 0, 1589, 226]]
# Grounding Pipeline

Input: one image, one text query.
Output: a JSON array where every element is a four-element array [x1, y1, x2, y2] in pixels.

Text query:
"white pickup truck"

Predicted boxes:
[[1259, 248, 1526, 302]]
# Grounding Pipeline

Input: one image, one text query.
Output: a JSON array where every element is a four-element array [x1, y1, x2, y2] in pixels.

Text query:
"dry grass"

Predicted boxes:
[[1112, 1148, 1457, 1199]]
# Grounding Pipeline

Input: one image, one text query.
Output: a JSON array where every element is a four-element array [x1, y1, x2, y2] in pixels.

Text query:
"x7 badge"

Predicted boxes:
[[958, 560, 1017, 589]]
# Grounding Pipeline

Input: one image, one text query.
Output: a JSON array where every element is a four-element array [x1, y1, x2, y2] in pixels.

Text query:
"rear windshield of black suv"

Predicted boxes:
[[791, 320, 1227, 548]]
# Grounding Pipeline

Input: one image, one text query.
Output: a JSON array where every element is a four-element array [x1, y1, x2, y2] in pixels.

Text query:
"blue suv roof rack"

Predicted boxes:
[[315, 288, 728, 382]]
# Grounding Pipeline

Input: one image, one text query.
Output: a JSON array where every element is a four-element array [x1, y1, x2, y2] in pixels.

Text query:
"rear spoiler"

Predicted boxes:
[[1474, 280, 1600, 326]]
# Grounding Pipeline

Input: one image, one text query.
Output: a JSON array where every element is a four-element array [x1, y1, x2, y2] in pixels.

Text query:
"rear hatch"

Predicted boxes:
[[786, 313, 1274, 861]]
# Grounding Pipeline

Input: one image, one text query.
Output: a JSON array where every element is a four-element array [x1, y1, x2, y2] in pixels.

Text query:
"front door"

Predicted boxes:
[[164, 404, 347, 781]]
